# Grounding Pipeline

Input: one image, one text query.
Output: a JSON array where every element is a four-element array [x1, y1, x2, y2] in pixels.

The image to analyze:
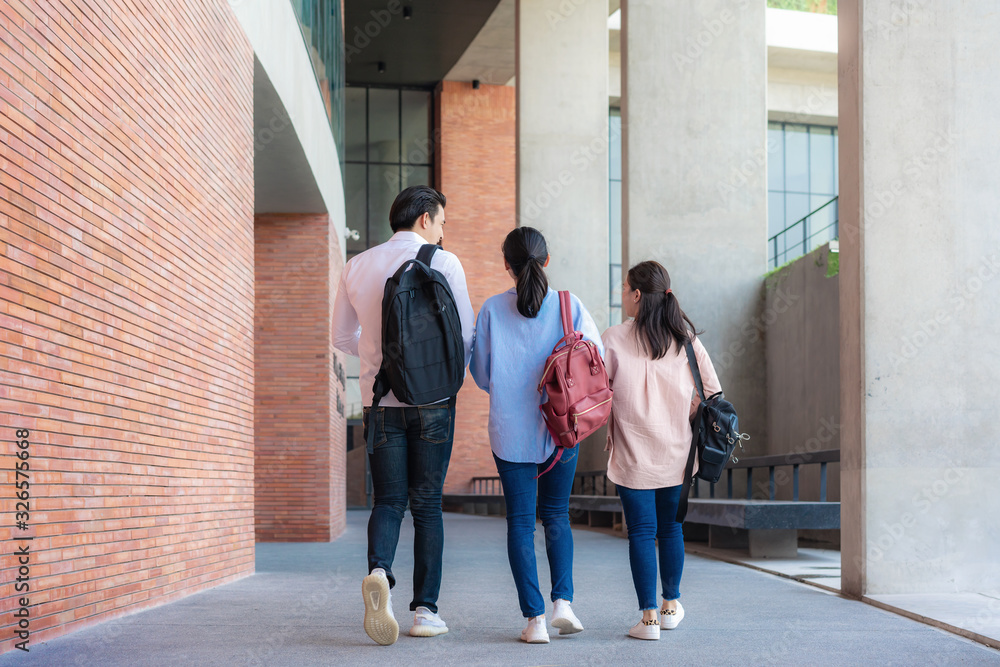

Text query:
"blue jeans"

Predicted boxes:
[[493, 447, 578, 618], [616, 484, 685, 610], [364, 402, 455, 614]]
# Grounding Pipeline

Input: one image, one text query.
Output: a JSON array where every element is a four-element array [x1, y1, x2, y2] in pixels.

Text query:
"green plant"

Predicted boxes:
[[825, 250, 839, 278], [767, 0, 837, 15]]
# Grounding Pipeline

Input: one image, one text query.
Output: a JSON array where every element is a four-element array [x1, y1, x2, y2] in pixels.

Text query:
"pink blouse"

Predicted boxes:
[[601, 321, 722, 490]]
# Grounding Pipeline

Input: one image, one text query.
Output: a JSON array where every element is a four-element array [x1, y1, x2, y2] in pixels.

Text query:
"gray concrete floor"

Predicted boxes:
[[4, 510, 999, 667]]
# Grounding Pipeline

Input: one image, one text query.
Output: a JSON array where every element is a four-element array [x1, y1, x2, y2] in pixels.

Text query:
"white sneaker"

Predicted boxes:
[[550, 599, 583, 635], [409, 606, 449, 637], [660, 600, 685, 630], [362, 568, 398, 645], [520, 615, 550, 644], [628, 618, 661, 640]]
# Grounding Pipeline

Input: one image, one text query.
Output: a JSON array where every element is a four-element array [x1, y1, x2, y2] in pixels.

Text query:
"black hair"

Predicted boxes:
[[389, 185, 447, 232], [627, 260, 702, 359], [502, 227, 549, 318]]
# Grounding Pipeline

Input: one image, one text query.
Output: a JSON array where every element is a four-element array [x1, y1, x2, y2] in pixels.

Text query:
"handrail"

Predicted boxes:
[[768, 195, 839, 269], [467, 449, 840, 503]]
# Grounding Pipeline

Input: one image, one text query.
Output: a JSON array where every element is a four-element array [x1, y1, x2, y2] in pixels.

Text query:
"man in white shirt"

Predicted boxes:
[[332, 186, 474, 645]]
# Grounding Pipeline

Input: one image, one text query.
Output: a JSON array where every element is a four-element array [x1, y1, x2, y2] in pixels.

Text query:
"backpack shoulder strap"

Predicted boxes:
[[416, 243, 438, 268], [676, 336, 705, 524], [684, 337, 705, 402], [675, 398, 704, 524], [558, 291, 573, 337]]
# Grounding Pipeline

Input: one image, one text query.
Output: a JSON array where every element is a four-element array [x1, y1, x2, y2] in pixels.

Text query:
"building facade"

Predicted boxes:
[[1, 0, 996, 654]]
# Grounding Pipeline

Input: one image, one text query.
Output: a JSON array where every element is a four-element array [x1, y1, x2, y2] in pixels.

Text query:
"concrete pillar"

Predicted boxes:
[[839, 0, 1000, 597], [516, 0, 610, 325], [620, 1, 768, 442]]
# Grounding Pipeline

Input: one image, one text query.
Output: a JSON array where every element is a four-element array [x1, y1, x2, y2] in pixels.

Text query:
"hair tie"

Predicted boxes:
[[665, 289, 672, 296]]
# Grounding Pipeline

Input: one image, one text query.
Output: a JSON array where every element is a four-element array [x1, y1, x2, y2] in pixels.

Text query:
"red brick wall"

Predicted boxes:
[[255, 214, 346, 542], [435, 81, 516, 493], [0, 0, 254, 653]]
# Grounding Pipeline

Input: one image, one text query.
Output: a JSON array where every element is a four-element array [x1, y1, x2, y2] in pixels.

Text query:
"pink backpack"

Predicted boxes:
[[536, 292, 613, 476]]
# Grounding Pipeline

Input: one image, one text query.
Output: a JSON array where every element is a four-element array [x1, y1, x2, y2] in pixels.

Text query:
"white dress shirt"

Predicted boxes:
[[332, 231, 475, 408]]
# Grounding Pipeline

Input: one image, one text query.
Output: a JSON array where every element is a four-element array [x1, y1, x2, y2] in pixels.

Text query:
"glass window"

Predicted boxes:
[[767, 121, 839, 269], [785, 192, 811, 228], [345, 163, 367, 254], [344, 85, 434, 259], [768, 191, 785, 239], [401, 90, 432, 165], [402, 165, 431, 191], [345, 87, 367, 162], [833, 128, 839, 195], [767, 122, 784, 192], [809, 126, 835, 196], [610, 265, 622, 308], [609, 110, 622, 182], [368, 164, 398, 246], [368, 88, 400, 163], [609, 109, 623, 327], [784, 124, 809, 193], [609, 180, 622, 265]]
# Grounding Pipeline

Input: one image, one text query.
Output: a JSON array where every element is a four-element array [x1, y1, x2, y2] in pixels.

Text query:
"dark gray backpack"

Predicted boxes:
[[675, 338, 748, 522], [366, 244, 464, 450]]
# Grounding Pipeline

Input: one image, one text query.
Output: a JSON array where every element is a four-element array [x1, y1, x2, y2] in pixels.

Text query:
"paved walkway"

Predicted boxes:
[[4, 511, 999, 666]]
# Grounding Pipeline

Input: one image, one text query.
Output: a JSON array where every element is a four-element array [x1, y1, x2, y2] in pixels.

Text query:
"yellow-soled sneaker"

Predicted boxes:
[[362, 568, 398, 645], [409, 606, 448, 637]]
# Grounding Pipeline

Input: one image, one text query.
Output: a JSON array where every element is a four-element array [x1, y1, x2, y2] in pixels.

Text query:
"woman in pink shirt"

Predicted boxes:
[[601, 260, 722, 641]]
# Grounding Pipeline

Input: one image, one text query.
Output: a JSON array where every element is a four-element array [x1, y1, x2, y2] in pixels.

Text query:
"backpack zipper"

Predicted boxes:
[[537, 342, 597, 391], [572, 397, 612, 425]]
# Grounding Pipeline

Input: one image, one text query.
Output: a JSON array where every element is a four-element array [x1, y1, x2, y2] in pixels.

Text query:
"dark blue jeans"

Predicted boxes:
[[616, 484, 685, 611], [493, 447, 578, 618], [365, 402, 455, 614]]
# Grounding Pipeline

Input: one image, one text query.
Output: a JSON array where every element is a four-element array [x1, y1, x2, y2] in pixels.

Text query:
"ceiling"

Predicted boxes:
[[253, 57, 326, 214], [345, 0, 502, 87]]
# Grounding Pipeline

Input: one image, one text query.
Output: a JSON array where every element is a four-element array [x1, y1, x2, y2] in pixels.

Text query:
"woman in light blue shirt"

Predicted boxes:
[[470, 227, 604, 644]]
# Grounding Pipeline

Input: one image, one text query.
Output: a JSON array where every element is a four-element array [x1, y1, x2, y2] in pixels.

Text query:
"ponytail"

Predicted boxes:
[[627, 261, 701, 359], [502, 227, 549, 318]]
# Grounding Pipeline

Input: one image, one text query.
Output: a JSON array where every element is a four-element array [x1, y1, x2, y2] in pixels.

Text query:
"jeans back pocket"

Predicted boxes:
[[418, 406, 452, 444]]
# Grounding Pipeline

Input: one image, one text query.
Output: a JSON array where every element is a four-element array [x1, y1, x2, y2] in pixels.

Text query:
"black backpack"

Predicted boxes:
[[366, 244, 465, 451], [675, 337, 748, 522]]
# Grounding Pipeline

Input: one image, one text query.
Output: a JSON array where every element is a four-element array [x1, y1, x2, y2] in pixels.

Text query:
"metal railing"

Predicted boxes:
[[768, 196, 839, 270], [691, 449, 840, 502], [471, 476, 502, 495], [467, 449, 839, 503], [289, 0, 345, 156]]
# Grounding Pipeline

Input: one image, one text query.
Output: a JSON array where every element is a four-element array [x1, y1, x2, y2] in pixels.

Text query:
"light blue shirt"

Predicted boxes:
[[470, 288, 605, 464]]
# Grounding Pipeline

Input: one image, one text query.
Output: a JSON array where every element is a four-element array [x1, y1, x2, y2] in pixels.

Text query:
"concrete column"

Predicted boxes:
[[621, 1, 768, 443], [516, 0, 609, 325], [839, 0, 1000, 597]]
